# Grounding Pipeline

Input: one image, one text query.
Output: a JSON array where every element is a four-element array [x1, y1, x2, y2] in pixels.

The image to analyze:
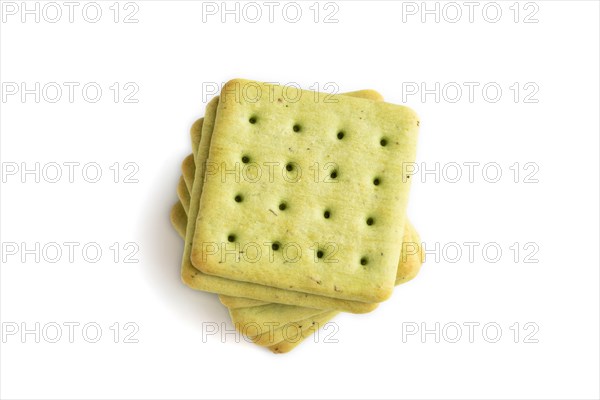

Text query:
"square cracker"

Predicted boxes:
[[170, 105, 423, 350], [192, 79, 420, 303], [181, 96, 381, 313], [171, 93, 421, 306], [173, 89, 389, 312]]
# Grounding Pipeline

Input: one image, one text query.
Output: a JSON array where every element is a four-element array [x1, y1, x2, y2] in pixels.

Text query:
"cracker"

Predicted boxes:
[[192, 79, 419, 303], [170, 121, 422, 350], [171, 87, 421, 351], [181, 97, 379, 313]]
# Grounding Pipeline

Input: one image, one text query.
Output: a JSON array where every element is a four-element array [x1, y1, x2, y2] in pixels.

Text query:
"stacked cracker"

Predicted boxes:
[[170, 79, 422, 353]]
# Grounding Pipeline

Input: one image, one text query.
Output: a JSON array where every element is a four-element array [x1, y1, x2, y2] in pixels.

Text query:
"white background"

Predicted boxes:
[[1, 1, 599, 399]]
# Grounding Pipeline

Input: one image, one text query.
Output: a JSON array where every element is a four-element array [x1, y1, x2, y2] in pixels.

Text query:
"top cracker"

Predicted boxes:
[[192, 79, 419, 303]]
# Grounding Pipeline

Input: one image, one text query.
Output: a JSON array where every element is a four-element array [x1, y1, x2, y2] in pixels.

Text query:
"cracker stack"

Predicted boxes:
[[170, 79, 423, 353]]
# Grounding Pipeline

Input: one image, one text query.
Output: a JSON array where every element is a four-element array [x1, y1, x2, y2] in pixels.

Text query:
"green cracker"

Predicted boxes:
[[181, 96, 382, 313], [170, 91, 423, 349], [192, 79, 420, 303], [170, 88, 422, 351]]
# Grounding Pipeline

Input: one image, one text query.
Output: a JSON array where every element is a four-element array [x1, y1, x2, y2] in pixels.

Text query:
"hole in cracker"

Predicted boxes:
[[227, 234, 236, 242], [366, 217, 375, 226], [271, 242, 280, 251], [293, 124, 301, 133], [278, 202, 287, 211], [324, 210, 331, 219], [316, 250, 324, 259], [234, 194, 243, 203], [285, 163, 294, 172], [373, 177, 381, 186], [360, 257, 368, 266], [330, 170, 338, 179], [380, 138, 388, 147], [241, 155, 250, 164], [249, 116, 257, 124], [337, 131, 344, 140]]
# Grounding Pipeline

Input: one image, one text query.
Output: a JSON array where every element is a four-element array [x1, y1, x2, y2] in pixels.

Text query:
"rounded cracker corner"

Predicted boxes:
[[190, 117, 204, 133], [350, 301, 379, 314], [268, 343, 293, 354], [220, 78, 248, 95], [169, 219, 185, 240], [370, 283, 395, 303], [217, 294, 230, 307], [181, 153, 194, 168], [169, 201, 183, 220], [395, 262, 423, 286]]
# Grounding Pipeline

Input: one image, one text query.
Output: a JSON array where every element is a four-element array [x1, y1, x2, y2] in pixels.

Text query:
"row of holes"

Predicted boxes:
[[226, 234, 370, 266], [234, 194, 374, 224], [249, 116, 389, 146], [241, 155, 381, 185]]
